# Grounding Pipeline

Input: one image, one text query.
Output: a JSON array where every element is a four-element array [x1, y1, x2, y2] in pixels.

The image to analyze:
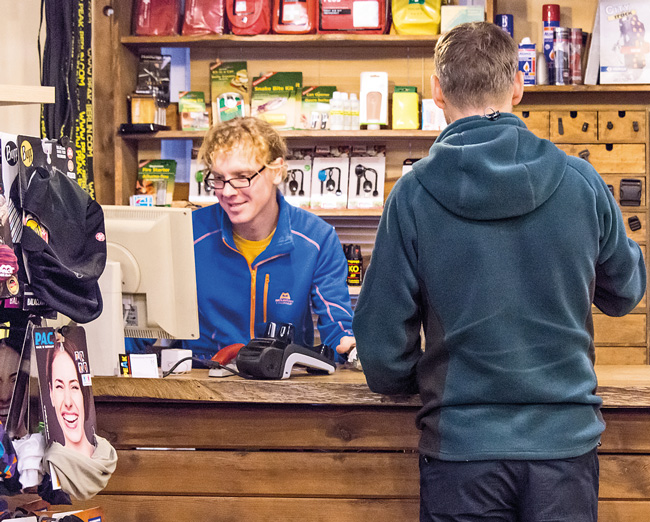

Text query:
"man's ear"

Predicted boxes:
[[269, 158, 286, 186], [512, 71, 525, 107], [432, 75, 446, 110]]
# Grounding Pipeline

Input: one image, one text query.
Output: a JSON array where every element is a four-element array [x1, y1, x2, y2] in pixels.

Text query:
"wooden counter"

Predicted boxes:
[[71, 366, 650, 521]]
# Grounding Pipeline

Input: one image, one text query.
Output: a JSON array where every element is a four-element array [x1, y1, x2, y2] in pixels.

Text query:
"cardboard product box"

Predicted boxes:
[[281, 148, 314, 208], [252, 72, 303, 130], [210, 61, 250, 123], [348, 145, 386, 209], [600, 1, 650, 84], [310, 146, 350, 209], [300, 86, 337, 129]]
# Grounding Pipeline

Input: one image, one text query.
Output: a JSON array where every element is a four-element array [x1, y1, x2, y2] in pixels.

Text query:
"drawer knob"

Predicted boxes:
[[620, 179, 642, 206], [633, 121, 639, 132], [582, 122, 589, 132], [578, 149, 590, 161], [606, 121, 614, 130], [558, 117, 564, 135], [628, 216, 642, 232]]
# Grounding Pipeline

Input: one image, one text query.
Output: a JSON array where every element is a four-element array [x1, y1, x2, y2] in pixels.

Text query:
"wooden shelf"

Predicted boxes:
[[119, 129, 441, 141], [524, 84, 650, 93], [310, 208, 383, 217], [121, 34, 440, 49], [0, 85, 55, 106]]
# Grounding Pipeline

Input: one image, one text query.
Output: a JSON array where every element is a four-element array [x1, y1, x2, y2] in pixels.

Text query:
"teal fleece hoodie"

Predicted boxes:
[[353, 114, 646, 461]]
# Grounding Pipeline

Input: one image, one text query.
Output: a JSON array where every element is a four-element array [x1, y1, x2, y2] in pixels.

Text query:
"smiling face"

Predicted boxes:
[[211, 145, 284, 241], [49, 350, 86, 447], [0, 343, 20, 424]]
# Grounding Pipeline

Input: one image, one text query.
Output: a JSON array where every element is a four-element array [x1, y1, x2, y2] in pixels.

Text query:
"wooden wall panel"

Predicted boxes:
[[593, 314, 647, 346], [600, 410, 650, 452], [599, 455, 650, 499], [95, 403, 421, 450], [71, 496, 420, 522], [596, 346, 648, 365]]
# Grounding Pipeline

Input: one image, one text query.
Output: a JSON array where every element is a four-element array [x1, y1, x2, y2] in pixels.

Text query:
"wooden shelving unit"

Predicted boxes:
[[0, 85, 54, 106]]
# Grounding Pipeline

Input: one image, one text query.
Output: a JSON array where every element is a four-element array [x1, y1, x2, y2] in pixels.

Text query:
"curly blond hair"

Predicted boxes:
[[199, 117, 288, 172]]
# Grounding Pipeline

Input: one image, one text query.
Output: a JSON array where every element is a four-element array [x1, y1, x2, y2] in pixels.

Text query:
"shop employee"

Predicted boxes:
[[186, 117, 355, 361]]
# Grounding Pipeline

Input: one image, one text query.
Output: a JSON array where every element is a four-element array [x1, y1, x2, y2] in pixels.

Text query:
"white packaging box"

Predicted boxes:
[[310, 146, 350, 209], [440, 6, 485, 33], [347, 145, 386, 209]]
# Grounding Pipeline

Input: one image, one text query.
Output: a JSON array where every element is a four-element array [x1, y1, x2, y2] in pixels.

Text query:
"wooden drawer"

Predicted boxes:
[[550, 110, 598, 143], [601, 175, 646, 207], [599, 111, 647, 143], [623, 211, 647, 243], [593, 313, 647, 345], [557, 144, 646, 174], [514, 110, 549, 140]]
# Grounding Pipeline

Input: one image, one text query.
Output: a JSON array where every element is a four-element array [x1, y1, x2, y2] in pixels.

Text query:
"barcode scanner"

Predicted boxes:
[[355, 164, 379, 197], [287, 168, 305, 196]]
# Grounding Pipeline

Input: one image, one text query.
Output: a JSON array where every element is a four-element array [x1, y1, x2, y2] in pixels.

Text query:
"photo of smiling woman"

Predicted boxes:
[[43, 330, 96, 458]]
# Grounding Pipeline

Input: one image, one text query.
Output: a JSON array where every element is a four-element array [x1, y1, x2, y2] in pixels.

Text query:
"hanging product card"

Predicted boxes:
[[310, 146, 350, 209], [348, 145, 386, 209], [134, 160, 176, 207], [281, 148, 314, 208], [189, 148, 220, 205], [300, 86, 337, 129], [599, 1, 650, 84], [34, 325, 97, 472], [210, 61, 250, 123], [179, 91, 210, 131], [251, 72, 303, 130]]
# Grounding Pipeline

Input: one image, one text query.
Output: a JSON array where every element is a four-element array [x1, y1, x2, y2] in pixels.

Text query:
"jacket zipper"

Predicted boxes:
[[249, 267, 257, 339], [263, 273, 270, 323]]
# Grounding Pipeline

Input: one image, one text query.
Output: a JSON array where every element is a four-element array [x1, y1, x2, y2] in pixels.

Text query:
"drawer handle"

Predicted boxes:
[[558, 117, 564, 135], [633, 121, 639, 132], [582, 122, 589, 132], [578, 149, 590, 162], [606, 121, 614, 130], [628, 216, 642, 231], [620, 179, 642, 206], [607, 184, 615, 197]]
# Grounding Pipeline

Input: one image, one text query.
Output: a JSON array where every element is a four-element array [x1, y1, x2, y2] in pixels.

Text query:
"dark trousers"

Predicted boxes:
[[419, 448, 599, 522]]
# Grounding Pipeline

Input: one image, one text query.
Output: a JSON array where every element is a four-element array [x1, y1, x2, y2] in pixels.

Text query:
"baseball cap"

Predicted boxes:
[[19, 166, 106, 323]]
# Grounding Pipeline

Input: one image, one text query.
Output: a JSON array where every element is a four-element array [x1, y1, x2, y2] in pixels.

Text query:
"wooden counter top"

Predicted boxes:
[[91, 365, 650, 409]]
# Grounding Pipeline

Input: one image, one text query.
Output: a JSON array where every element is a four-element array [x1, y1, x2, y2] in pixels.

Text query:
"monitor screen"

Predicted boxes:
[[102, 205, 199, 340]]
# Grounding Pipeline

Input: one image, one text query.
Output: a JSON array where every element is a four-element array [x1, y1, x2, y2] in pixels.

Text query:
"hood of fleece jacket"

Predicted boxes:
[[413, 113, 567, 220]]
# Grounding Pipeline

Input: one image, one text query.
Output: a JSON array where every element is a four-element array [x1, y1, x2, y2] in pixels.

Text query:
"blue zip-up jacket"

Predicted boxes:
[[184, 192, 353, 360], [353, 114, 646, 461]]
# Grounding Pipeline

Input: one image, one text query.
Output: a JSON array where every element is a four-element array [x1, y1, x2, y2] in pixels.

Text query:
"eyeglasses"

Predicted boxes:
[[204, 166, 266, 191]]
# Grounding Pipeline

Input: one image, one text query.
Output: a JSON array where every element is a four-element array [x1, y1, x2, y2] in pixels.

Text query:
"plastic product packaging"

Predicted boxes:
[[133, 0, 182, 36], [226, 0, 272, 35], [182, 0, 225, 35], [391, 0, 441, 35], [273, 0, 317, 33]]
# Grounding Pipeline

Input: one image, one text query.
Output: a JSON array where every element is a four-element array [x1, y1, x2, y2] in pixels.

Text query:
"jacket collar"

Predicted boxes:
[[218, 191, 295, 261]]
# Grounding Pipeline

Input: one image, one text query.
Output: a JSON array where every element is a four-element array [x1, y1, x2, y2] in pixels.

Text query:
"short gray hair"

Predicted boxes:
[[434, 22, 518, 111]]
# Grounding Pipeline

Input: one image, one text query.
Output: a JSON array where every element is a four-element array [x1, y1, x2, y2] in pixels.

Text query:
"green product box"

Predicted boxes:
[[135, 159, 176, 206], [300, 86, 337, 130], [179, 91, 210, 131], [210, 61, 249, 123], [251, 72, 303, 130]]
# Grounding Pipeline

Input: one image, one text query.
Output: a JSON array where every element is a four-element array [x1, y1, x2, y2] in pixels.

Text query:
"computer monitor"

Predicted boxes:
[[102, 205, 199, 340], [67, 205, 199, 376]]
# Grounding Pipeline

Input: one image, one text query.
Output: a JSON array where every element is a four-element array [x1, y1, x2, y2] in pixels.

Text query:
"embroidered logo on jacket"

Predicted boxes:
[[275, 292, 294, 305]]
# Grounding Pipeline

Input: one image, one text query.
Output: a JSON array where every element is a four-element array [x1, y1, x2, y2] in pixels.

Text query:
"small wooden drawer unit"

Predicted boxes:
[[514, 110, 550, 140], [593, 313, 647, 346], [550, 110, 598, 143], [556, 144, 646, 174], [598, 111, 646, 143]]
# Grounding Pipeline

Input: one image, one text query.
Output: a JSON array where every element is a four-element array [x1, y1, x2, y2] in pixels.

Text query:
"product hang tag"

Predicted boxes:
[[353, 0, 379, 28]]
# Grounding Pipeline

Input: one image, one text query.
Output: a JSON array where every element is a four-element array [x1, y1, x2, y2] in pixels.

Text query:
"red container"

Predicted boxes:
[[273, 0, 317, 34], [133, 0, 181, 36], [183, 0, 226, 35], [318, 0, 388, 34], [226, 0, 272, 35]]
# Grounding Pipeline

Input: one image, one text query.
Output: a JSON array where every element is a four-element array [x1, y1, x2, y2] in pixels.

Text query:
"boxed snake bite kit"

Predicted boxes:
[[251, 72, 303, 130]]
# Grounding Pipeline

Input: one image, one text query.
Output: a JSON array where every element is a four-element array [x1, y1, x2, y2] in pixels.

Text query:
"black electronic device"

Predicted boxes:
[[354, 164, 379, 196], [287, 168, 305, 196], [119, 123, 171, 133], [319, 167, 342, 196], [236, 322, 336, 379]]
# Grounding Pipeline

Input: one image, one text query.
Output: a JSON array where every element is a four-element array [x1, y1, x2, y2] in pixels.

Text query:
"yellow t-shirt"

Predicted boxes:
[[233, 229, 276, 267]]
